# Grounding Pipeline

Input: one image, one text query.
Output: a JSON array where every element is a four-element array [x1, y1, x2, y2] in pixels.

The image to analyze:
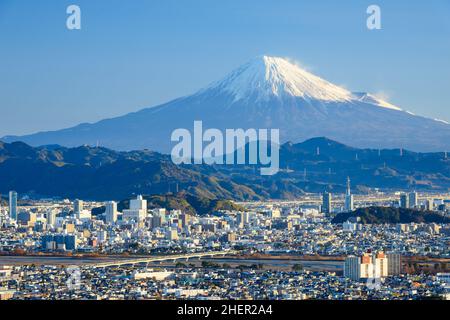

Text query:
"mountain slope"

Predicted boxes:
[[1, 138, 449, 200], [3, 56, 450, 152]]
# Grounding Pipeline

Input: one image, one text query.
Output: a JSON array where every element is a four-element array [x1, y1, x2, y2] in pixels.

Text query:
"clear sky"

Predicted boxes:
[[0, 0, 449, 136]]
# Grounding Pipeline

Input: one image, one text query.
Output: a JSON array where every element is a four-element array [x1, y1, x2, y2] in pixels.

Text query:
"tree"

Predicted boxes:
[[293, 264, 304, 271]]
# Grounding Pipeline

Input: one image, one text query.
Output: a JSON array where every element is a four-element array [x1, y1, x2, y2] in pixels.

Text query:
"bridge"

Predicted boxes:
[[91, 250, 239, 268]]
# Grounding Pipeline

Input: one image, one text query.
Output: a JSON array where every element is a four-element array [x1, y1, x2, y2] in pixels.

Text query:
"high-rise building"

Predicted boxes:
[[373, 252, 389, 278], [152, 213, 164, 229], [408, 192, 418, 208], [387, 252, 402, 275], [400, 194, 409, 209], [74, 199, 83, 214], [123, 195, 147, 222], [344, 256, 360, 281], [344, 252, 389, 281], [9, 191, 17, 221], [237, 212, 245, 228], [344, 177, 354, 212], [167, 228, 179, 241], [105, 201, 118, 224], [322, 192, 332, 215], [425, 199, 434, 211], [46, 209, 57, 226], [180, 214, 191, 228], [360, 253, 374, 279]]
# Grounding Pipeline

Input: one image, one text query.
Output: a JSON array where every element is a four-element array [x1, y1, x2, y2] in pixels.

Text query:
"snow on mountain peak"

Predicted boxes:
[[205, 55, 353, 102]]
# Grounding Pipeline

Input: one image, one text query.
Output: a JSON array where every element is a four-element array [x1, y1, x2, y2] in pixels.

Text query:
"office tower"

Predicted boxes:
[[400, 194, 409, 209], [65, 235, 77, 251], [322, 192, 332, 215], [105, 201, 118, 224], [123, 195, 147, 222], [408, 192, 418, 208], [387, 253, 402, 275], [237, 212, 244, 228], [344, 177, 354, 212], [344, 256, 360, 281], [237, 212, 250, 228], [180, 214, 191, 228], [152, 213, 163, 229], [46, 209, 57, 226], [373, 252, 388, 278], [167, 228, 179, 241], [73, 199, 84, 215], [131, 195, 147, 210], [9, 191, 17, 221], [42, 235, 56, 251]]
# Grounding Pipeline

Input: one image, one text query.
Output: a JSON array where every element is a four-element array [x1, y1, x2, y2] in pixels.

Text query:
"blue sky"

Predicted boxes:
[[0, 0, 449, 136]]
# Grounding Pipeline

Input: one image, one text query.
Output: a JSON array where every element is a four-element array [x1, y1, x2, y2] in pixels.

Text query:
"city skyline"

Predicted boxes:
[[0, 1, 449, 304]]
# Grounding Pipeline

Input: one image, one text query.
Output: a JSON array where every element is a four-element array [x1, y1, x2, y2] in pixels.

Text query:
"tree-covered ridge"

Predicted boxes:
[[332, 207, 450, 224]]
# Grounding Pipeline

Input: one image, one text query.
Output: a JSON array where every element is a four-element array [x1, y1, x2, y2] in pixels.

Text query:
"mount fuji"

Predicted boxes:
[[3, 56, 450, 152]]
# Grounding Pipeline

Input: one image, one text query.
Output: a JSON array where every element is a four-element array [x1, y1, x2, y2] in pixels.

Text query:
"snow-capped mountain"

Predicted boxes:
[[201, 56, 353, 103], [3, 56, 450, 152]]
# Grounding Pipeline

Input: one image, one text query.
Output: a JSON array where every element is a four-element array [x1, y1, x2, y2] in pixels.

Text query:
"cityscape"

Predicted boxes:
[[1, 182, 449, 300], [0, 0, 449, 310]]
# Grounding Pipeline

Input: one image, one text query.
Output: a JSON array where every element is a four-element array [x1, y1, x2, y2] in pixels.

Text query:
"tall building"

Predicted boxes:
[[387, 253, 402, 275], [344, 256, 361, 281], [46, 209, 57, 226], [322, 192, 332, 215], [74, 199, 83, 215], [167, 228, 179, 241], [344, 252, 389, 281], [237, 212, 247, 228], [180, 213, 191, 228], [105, 201, 118, 224], [360, 253, 374, 279], [425, 199, 434, 211], [408, 192, 418, 209], [152, 213, 164, 229], [373, 252, 389, 278], [123, 195, 147, 222], [9, 191, 17, 221], [400, 194, 409, 209], [344, 177, 354, 212]]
